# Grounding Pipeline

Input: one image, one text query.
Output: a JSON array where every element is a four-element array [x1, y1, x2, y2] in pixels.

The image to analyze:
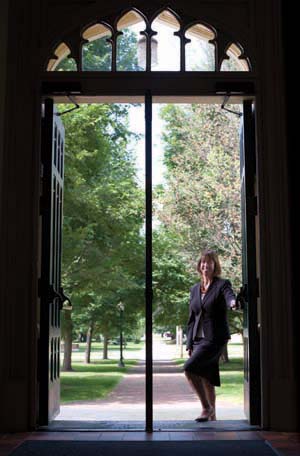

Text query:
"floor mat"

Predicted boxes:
[[11, 439, 278, 456]]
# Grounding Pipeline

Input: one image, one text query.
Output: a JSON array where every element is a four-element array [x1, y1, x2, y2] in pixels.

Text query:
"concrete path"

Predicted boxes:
[[56, 334, 245, 421]]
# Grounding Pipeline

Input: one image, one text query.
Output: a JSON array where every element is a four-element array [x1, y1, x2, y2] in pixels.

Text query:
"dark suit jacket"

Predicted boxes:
[[186, 277, 236, 350]]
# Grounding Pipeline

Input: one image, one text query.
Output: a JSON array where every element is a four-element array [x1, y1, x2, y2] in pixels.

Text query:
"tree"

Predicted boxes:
[[154, 103, 243, 340], [56, 28, 140, 71], [61, 103, 144, 368], [152, 227, 192, 331], [57, 29, 144, 370]]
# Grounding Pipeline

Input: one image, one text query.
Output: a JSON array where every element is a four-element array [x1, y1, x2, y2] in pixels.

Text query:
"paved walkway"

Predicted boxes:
[[56, 335, 245, 421]]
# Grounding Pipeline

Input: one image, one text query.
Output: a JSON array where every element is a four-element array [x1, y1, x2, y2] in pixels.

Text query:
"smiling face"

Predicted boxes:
[[199, 256, 215, 278], [196, 250, 222, 278]]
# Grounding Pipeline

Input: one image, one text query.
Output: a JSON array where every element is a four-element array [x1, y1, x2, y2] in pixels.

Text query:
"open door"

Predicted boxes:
[[240, 99, 261, 425], [38, 98, 69, 424]]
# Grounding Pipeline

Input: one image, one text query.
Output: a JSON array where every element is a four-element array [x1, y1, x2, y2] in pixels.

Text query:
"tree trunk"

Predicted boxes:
[[103, 334, 109, 360], [85, 323, 94, 364], [220, 342, 229, 363], [62, 310, 73, 371]]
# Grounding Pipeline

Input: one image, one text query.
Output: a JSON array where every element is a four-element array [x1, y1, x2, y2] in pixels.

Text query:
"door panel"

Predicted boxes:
[[39, 99, 65, 424], [240, 100, 261, 425]]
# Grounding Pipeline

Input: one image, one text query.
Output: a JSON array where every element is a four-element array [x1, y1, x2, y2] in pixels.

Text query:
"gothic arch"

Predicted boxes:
[[44, 6, 252, 72]]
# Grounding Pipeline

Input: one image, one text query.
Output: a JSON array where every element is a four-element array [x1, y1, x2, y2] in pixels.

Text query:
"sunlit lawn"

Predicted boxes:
[[60, 341, 143, 403], [60, 359, 138, 403]]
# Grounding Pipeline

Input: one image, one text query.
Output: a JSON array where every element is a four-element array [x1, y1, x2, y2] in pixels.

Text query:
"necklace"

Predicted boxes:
[[201, 281, 211, 293]]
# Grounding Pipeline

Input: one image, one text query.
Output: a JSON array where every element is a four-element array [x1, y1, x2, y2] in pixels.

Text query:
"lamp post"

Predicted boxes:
[[117, 301, 125, 368]]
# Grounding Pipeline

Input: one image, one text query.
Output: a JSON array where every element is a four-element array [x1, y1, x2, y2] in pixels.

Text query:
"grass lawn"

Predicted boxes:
[[60, 341, 143, 403], [65, 342, 143, 363], [173, 339, 244, 405], [60, 359, 138, 403]]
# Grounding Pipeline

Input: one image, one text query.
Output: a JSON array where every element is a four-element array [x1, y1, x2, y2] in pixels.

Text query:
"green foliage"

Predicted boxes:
[[116, 29, 141, 71], [58, 28, 145, 366], [61, 103, 144, 342], [153, 228, 194, 329], [56, 29, 140, 72], [82, 37, 111, 71], [155, 103, 243, 334], [55, 57, 77, 71]]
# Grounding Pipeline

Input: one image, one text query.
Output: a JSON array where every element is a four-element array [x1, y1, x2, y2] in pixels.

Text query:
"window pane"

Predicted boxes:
[[117, 11, 146, 71], [82, 24, 112, 71], [220, 44, 250, 71], [185, 24, 215, 71], [55, 58, 77, 71], [47, 43, 77, 71], [151, 10, 180, 71]]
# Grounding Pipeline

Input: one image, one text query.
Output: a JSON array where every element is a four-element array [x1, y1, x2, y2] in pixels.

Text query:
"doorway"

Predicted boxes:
[[37, 94, 260, 432]]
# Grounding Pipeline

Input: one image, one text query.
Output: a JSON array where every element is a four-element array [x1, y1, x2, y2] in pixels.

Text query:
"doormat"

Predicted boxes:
[[11, 440, 278, 456]]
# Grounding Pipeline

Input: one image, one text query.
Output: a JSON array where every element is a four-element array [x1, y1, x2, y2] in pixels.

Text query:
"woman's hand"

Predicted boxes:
[[230, 299, 240, 310]]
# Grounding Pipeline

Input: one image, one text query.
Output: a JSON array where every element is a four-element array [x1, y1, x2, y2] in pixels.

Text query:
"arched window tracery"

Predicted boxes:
[[220, 43, 250, 71], [45, 8, 252, 73], [47, 42, 77, 71]]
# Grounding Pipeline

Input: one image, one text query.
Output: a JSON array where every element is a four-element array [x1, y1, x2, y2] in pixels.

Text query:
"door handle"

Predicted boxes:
[[236, 284, 247, 310], [48, 284, 72, 310], [48, 284, 62, 302], [59, 287, 72, 310]]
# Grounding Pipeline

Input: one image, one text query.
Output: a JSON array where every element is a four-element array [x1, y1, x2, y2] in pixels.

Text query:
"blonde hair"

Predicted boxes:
[[196, 249, 222, 277]]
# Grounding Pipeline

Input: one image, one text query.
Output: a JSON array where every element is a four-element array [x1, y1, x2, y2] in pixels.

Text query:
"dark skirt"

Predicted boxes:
[[183, 338, 227, 387]]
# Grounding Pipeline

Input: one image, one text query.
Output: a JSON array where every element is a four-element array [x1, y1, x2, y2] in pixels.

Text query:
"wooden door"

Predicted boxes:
[[240, 100, 261, 425], [39, 98, 66, 424]]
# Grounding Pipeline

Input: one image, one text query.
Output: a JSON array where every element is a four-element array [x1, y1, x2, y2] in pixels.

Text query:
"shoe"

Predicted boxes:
[[209, 412, 216, 421], [195, 407, 215, 422]]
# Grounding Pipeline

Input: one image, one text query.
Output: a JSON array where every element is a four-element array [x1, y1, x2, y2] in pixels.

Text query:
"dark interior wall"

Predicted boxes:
[[0, 0, 298, 432], [0, 0, 8, 244], [281, 1, 300, 427]]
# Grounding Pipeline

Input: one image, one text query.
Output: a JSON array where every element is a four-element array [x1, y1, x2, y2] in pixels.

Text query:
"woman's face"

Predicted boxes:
[[200, 257, 215, 277]]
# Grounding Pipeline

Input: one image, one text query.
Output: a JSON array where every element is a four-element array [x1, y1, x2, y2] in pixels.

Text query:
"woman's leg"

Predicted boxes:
[[202, 377, 216, 420], [184, 370, 213, 415]]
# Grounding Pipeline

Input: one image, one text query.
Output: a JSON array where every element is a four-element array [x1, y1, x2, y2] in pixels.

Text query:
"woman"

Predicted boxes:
[[183, 249, 237, 422]]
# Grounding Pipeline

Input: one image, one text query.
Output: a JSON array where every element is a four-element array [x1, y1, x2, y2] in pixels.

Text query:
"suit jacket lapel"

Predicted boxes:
[[195, 282, 202, 309], [201, 277, 216, 305]]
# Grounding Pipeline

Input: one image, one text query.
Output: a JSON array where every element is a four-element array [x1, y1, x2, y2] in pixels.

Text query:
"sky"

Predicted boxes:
[[128, 103, 166, 187]]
